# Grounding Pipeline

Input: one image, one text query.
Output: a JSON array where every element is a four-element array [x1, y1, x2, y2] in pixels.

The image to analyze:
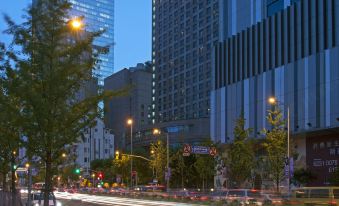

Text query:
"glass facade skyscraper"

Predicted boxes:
[[69, 0, 115, 85]]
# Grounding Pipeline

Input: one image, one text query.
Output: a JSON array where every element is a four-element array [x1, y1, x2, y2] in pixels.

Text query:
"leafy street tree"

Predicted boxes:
[[1, 1, 123, 205], [292, 168, 316, 187], [113, 154, 130, 185], [227, 115, 255, 188], [170, 149, 185, 188], [263, 106, 287, 192], [194, 154, 215, 191], [150, 140, 167, 184], [0, 47, 24, 201]]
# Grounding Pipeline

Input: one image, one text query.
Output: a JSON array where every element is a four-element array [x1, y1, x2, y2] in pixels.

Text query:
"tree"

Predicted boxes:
[[227, 115, 255, 188], [113, 154, 130, 185], [2, 1, 123, 205], [150, 140, 167, 184], [0, 48, 24, 200], [170, 149, 185, 189], [292, 168, 316, 187], [194, 154, 215, 191], [263, 106, 287, 192]]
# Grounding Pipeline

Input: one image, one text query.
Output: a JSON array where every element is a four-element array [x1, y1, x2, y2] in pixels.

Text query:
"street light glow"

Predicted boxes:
[[268, 97, 277, 105], [70, 18, 82, 30], [127, 118, 133, 125], [25, 163, 30, 168], [153, 128, 160, 135], [62, 153, 67, 158]]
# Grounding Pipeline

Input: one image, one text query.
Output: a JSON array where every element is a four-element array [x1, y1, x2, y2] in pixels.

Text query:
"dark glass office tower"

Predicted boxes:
[[68, 0, 115, 85]]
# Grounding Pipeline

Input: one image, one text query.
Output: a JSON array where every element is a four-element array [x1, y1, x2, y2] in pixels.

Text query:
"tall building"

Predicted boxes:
[[104, 62, 153, 149], [151, 0, 220, 143], [211, 0, 339, 186], [68, 0, 114, 85], [32, 0, 114, 85], [74, 118, 114, 174]]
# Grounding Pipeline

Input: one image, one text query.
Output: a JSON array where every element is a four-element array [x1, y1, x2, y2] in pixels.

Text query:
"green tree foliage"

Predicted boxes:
[[150, 140, 167, 184], [263, 106, 287, 192], [1, 1, 124, 204], [194, 154, 215, 191], [292, 168, 316, 187], [170, 149, 185, 188], [228, 115, 255, 188], [113, 154, 130, 185]]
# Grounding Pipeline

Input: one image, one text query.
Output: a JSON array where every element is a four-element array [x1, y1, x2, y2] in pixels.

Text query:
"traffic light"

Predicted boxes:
[[98, 172, 103, 179], [12, 164, 17, 170], [75, 168, 80, 174]]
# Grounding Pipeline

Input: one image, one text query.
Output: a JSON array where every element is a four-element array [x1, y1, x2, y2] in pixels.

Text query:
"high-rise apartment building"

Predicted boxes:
[[151, 0, 220, 142], [212, 0, 339, 186]]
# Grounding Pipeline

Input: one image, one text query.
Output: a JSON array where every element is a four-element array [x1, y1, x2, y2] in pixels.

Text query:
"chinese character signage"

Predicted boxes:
[[306, 135, 339, 186]]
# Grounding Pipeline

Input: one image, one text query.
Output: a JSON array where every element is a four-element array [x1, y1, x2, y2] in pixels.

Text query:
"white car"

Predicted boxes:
[[29, 192, 62, 206]]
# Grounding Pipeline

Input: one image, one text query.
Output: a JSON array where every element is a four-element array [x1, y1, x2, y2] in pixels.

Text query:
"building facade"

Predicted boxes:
[[211, 0, 339, 186], [74, 118, 114, 174], [104, 63, 152, 149], [68, 0, 115, 85], [151, 0, 220, 142], [32, 0, 115, 85]]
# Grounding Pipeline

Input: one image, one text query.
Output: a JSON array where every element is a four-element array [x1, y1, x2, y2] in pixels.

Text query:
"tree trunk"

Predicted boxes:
[[11, 155, 16, 206], [276, 178, 280, 193], [1, 171, 7, 192], [44, 155, 53, 206]]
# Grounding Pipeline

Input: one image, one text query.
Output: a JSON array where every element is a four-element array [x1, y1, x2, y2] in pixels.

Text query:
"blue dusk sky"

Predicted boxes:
[[0, 0, 151, 73]]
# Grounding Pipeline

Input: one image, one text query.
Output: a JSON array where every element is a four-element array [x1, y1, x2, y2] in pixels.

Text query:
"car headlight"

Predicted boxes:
[[34, 203, 39, 206], [56, 202, 62, 206]]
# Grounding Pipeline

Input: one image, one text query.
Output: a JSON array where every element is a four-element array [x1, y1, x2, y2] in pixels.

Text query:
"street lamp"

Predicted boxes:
[[127, 118, 133, 188], [62, 153, 67, 158], [153, 128, 170, 192], [268, 96, 290, 194], [25, 163, 30, 168], [92, 173, 95, 188], [70, 18, 82, 30]]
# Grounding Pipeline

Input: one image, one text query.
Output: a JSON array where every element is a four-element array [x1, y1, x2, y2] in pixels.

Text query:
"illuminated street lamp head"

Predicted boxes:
[[150, 150, 155, 154], [25, 163, 30, 168], [268, 97, 277, 105], [153, 128, 161, 135], [115, 151, 119, 155], [127, 118, 133, 125], [92, 173, 95, 177], [62, 153, 67, 158], [70, 18, 82, 30], [57, 176, 61, 181]]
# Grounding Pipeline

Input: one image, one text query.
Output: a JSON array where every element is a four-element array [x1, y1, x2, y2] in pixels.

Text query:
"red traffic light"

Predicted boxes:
[[98, 173, 103, 179]]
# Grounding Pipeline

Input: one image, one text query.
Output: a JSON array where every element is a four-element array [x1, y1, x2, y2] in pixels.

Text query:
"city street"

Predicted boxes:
[[54, 192, 202, 206]]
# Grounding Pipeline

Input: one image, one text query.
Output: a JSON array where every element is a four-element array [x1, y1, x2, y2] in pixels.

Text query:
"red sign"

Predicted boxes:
[[209, 147, 217, 156], [183, 144, 191, 156], [306, 135, 339, 186]]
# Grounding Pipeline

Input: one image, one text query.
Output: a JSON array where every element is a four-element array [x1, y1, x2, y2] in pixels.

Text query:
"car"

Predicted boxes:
[[28, 192, 62, 206]]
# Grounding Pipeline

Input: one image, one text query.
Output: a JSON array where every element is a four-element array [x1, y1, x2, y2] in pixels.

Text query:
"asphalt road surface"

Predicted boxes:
[[54, 192, 201, 206]]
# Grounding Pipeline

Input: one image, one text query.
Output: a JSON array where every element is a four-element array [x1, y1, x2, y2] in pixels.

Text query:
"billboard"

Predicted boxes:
[[306, 135, 339, 186]]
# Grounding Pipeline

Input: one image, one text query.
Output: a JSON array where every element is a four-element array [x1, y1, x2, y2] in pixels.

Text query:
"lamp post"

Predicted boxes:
[[268, 97, 290, 194], [153, 128, 170, 192], [127, 118, 133, 188]]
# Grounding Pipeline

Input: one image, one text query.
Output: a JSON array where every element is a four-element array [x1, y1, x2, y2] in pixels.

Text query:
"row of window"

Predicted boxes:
[[214, 0, 338, 89]]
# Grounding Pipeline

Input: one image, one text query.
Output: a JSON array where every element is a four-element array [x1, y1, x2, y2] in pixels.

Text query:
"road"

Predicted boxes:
[[54, 192, 202, 206]]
